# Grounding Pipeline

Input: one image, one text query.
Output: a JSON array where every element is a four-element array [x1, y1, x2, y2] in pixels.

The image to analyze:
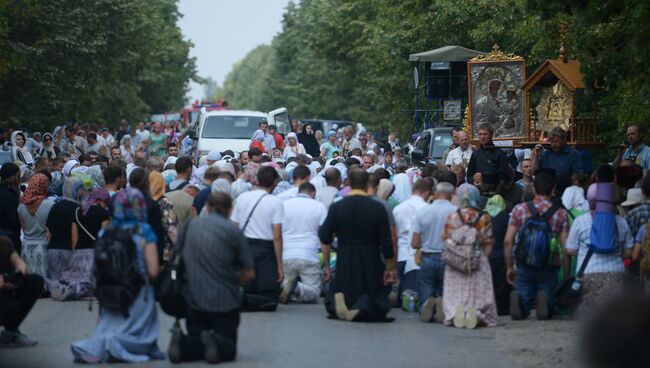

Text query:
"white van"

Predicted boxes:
[[192, 107, 290, 158]]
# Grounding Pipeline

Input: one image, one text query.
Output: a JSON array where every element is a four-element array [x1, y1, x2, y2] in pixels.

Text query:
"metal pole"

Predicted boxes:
[[414, 63, 420, 132]]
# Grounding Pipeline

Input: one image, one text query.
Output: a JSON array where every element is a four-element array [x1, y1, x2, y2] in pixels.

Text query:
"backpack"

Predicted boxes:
[[514, 201, 561, 267], [442, 210, 483, 274], [640, 224, 650, 277], [94, 226, 143, 317]]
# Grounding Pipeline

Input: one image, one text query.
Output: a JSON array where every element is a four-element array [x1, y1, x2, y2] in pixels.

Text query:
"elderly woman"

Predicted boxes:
[[18, 173, 54, 291], [149, 122, 168, 157], [10, 131, 35, 166], [566, 181, 634, 314], [120, 135, 134, 163], [71, 188, 162, 363], [320, 131, 339, 160], [37, 133, 57, 160], [283, 132, 305, 159], [149, 171, 178, 260], [250, 129, 267, 154], [315, 130, 324, 146], [442, 183, 497, 329]]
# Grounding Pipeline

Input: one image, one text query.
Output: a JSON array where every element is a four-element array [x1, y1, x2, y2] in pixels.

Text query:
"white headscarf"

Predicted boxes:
[[63, 159, 80, 177], [391, 172, 412, 203], [561, 185, 590, 212]]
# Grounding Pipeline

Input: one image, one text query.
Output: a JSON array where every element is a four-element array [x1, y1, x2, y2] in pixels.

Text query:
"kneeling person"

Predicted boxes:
[[279, 183, 328, 303], [169, 193, 254, 364]]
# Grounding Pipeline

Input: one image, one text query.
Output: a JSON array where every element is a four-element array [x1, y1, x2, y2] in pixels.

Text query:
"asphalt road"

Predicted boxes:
[[0, 299, 581, 368]]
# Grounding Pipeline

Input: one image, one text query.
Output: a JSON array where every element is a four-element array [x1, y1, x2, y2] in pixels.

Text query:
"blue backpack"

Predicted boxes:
[[514, 201, 561, 267]]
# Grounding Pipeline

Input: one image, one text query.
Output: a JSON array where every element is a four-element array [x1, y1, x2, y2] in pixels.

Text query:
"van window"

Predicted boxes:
[[201, 116, 266, 139], [431, 133, 453, 159]]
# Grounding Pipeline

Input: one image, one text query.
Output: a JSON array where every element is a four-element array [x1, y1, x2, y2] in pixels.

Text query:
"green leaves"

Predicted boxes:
[[0, 0, 198, 130]]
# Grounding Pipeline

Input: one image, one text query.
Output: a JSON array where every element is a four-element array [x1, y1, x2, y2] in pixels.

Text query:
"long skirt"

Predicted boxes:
[[442, 254, 498, 327], [47, 249, 72, 282], [22, 242, 49, 290], [579, 272, 625, 316], [51, 249, 95, 301], [70, 285, 164, 363]]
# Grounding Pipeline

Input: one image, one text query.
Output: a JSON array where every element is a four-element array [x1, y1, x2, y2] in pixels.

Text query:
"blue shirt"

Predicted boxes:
[[412, 199, 458, 253], [320, 142, 339, 159], [539, 145, 583, 177], [622, 144, 650, 169]]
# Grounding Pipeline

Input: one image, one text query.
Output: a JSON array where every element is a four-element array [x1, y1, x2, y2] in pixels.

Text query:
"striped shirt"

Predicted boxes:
[[181, 214, 253, 313]]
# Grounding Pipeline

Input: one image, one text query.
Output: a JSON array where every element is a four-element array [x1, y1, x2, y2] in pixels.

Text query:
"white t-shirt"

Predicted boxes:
[[445, 146, 473, 166], [281, 194, 328, 263], [136, 128, 150, 141], [231, 189, 283, 240], [276, 186, 299, 201], [392, 195, 427, 262]]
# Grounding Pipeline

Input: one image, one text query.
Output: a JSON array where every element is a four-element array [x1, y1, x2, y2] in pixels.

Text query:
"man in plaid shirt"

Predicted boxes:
[[504, 172, 569, 320]]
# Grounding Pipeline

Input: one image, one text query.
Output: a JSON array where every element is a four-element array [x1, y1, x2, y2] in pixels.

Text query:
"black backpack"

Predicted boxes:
[[94, 226, 143, 317]]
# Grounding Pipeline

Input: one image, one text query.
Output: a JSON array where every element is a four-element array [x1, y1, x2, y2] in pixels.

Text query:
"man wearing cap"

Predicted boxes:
[[0, 163, 22, 255], [614, 124, 650, 170], [531, 127, 583, 195]]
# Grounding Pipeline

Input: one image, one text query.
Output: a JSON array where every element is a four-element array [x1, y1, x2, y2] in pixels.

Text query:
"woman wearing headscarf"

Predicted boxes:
[[250, 129, 267, 154], [10, 131, 35, 166], [383, 151, 396, 175], [244, 161, 261, 187], [120, 135, 134, 163], [283, 132, 305, 159], [297, 123, 320, 157], [484, 194, 511, 315], [391, 171, 412, 204], [71, 188, 163, 363], [565, 180, 634, 314], [52, 187, 110, 300], [46, 175, 91, 290], [37, 133, 57, 160], [17, 173, 55, 290], [149, 171, 178, 261], [442, 183, 497, 328]]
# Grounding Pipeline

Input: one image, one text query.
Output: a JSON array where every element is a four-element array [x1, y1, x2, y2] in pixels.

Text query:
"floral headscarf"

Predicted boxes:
[[149, 171, 166, 201], [112, 187, 147, 223], [456, 183, 480, 209], [485, 194, 506, 217], [21, 173, 49, 215], [82, 187, 110, 215], [62, 174, 92, 203], [244, 162, 261, 186]]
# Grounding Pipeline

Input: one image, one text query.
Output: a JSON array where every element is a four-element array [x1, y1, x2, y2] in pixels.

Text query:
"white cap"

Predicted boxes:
[[206, 150, 221, 161], [164, 156, 178, 168]]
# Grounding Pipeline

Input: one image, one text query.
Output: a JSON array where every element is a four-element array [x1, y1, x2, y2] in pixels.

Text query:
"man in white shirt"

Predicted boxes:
[[341, 126, 361, 156], [135, 121, 150, 141], [276, 165, 311, 201], [231, 166, 284, 311], [279, 183, 328, 303], [392, 178, 433, 302], [445, 130, 473, 167], [317, 167, 341, 209], [412, 181, 458, 323]]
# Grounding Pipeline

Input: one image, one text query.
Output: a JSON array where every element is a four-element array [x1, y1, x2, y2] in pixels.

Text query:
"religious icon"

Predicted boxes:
[[535, 81, 572, 133], [467, 45, 526, 140]]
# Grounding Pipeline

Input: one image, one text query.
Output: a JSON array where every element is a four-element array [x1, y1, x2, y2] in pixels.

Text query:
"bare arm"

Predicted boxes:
[[632, 243, 642, 261], [321, 243, 331, 282], [239, 267, 255, 285], [390, 224, 398, 262], [411, 232, 422, 249], [144, 243, 160, 279], [504, 224, 518, 285], [273, 224, 284, 283], [11, 251, 28, 275], [71, 223, 79, 252]]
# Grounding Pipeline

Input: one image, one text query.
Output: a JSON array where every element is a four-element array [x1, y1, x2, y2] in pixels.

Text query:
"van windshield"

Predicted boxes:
[[201, 115, 266, 139]]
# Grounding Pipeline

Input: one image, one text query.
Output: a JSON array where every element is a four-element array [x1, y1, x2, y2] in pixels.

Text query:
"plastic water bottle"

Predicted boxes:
[[408, 294, 416, 312], [571, 278, 581, 291]]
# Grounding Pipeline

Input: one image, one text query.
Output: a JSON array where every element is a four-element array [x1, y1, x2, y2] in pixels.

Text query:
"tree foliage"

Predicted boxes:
[[221, 0, 643, 144], [0, 0, 198, 130]]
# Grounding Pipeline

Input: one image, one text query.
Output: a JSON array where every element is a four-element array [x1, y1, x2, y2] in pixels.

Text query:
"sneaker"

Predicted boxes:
[[0, 329, 37, 347], [167, 322, 183, 363], [433, 297, 444, 323], [279, 275, 298, 304], [419, 297, 435, 322], [200, 330, 220, 364], [453, 306, 465, 329], [464, 308, 478, 329], [536, 290, 549, 320], [509, 291, 523, 321]]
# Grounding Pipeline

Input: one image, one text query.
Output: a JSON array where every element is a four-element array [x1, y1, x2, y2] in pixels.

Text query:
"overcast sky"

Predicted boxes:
[[178, 0, 290, 103]]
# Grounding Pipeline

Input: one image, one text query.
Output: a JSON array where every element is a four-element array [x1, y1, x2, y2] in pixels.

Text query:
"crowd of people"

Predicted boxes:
[[0, 119, 649, 364]]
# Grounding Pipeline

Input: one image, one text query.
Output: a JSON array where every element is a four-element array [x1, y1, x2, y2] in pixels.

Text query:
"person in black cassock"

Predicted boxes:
[[297, 123, 321, 158], [319, 168, 396, 322]]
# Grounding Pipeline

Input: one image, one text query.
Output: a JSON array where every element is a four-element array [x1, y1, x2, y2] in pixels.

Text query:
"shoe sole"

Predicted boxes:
[[453, 306, 465, 328], [200, 331, 220, 364], [433, 297, 444, 323], [419, 297, 435, 322], [536, 291, 549, 320], [334, 292, 350, 320], [465, 308, 478, 329], [510, 291, 523, 320], [279, 276, 297, 304]]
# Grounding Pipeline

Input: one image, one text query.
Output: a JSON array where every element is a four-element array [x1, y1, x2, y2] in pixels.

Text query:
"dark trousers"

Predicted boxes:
[[180, 308, 240, 362], [397, 261, 420, 298], [0, 274, 44, 331], [489, 257, 512, 316], [515, 264, 559, 318], [243, 239, 280, 312]]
